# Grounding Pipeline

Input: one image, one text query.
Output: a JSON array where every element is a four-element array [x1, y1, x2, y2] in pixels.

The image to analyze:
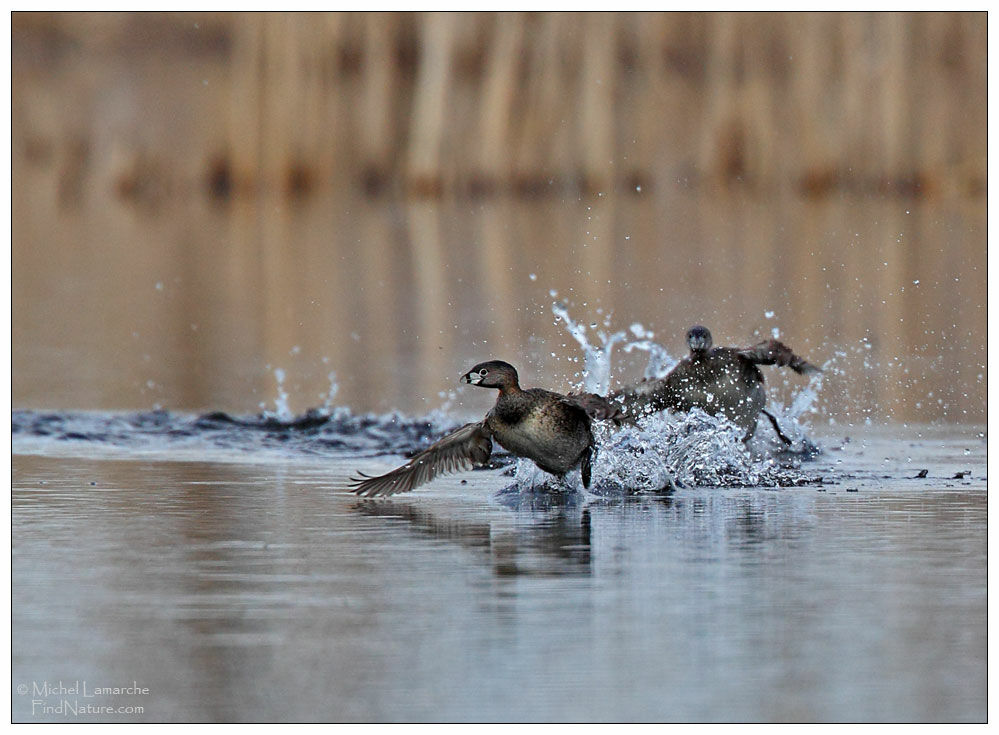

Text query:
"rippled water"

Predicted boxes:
[[12, 416, 986, 722]]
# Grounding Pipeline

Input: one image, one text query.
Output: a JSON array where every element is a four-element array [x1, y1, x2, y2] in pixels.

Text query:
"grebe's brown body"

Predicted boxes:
[[350, 360, 617, 496], [610, 326, 821, 443]]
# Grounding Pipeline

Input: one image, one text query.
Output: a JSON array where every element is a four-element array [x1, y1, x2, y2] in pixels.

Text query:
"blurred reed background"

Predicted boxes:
[[12, 12, 986, 423]]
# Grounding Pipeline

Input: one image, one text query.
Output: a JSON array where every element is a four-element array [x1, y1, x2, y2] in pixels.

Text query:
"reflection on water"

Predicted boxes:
[[12, 191, 986, 424], [12, 426, 986, 722], [354, 498, 594, 576]]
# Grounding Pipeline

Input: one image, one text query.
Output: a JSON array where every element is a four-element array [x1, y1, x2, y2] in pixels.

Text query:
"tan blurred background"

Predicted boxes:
[[12, 12, 986, 423]]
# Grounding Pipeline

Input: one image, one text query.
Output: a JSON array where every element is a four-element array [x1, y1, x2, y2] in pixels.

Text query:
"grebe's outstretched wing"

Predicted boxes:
[[348, 421, 493, 497], [564, 392, 624, 423], [738, 340, 822, 375]]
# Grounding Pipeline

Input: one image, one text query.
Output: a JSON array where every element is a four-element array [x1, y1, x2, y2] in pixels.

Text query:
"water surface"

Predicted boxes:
[[12, 423, 986, 722]]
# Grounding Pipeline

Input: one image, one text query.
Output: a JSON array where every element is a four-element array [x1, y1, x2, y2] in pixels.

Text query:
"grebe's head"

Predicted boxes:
[[686, 325, 713, 354], [462, 360, 520, 390]]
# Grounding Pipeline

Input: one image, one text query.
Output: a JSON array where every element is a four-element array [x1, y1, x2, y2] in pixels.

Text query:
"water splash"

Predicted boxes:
[[320, 371, 340, 416], [260, 367, 293, 421], [590, 410, 813, 492], [498, 408, 815, 497], [510, 456, 572, 493], [533, 302, 822, 493], [787, 369, 824, 422], [12, 407, 451, 461], [551, 301, 627, 393], [621, 339, 677, 380]]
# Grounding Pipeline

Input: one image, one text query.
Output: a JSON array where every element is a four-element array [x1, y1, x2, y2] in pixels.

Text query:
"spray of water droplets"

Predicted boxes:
[[501, 302, 823, 495]]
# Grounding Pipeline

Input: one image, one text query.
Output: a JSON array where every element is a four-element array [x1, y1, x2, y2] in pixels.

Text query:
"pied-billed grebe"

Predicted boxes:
[[349, 360, 617, 496], [610, 326, 821, 443]]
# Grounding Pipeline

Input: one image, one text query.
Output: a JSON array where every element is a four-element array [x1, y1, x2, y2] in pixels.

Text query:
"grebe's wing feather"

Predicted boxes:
[[348, 421, 493, 497], [738, 340, 822, 375], [564, 392, 624, 423]]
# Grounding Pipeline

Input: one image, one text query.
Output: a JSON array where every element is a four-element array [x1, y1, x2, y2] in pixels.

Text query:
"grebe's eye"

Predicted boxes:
[[478, 368, 488, 376]]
